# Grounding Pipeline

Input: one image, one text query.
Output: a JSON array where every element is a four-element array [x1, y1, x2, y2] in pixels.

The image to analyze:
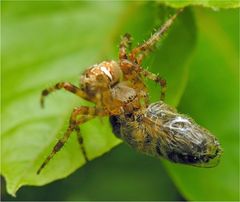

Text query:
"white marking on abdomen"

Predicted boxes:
[[100, 66, 112, 81]]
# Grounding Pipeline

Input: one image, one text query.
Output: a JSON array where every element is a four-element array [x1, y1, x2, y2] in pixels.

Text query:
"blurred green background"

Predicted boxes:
[[1, 1, 239, 201]]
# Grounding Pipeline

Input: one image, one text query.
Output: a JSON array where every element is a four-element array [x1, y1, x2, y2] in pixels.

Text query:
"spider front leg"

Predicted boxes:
[[140, 68, 167, 101], [129, 9, 183, 65], [41, 82, 89, 108], [119, 33, 132, 60], [37, 106, 107, 174], [119, 60, 166, 100]]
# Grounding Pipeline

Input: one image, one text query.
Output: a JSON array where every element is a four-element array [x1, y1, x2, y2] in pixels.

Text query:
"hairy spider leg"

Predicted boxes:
[[119, 33, 132, 60], [119, 60, 166, 101], [119, 60, 149, 106], [75, 126, 89, 162], [69, 106, 105, 163], [129, 8, 183, 64], [140, 68, 167, 101], [37, 106, 107, 174], [41, 82, 89, 108]]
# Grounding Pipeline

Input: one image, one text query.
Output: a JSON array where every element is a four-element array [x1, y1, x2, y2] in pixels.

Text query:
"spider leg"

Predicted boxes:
[[73, 106, 109, 161], [37, 124, 76, 175], [41, 82, 89, 108], [75, 126, 89, 162], [119, 33, 132, 60], [37, 106, 107, 174], [119, 60, 166, 101], [129, 9, 183, 64], [140, 69, 167, 101]]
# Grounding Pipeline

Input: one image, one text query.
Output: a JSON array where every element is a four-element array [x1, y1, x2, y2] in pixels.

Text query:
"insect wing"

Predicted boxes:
[[144, 102, 222, 167]]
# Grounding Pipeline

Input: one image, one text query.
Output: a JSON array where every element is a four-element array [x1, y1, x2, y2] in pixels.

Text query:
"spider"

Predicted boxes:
[[37, 9, 183, 174]]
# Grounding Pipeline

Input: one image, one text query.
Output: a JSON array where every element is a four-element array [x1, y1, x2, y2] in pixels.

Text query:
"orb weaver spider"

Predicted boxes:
[[37, 8, 222, 174]]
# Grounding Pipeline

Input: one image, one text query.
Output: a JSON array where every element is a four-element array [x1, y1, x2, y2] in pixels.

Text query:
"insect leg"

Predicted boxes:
[[140, 69, 167, 101], [129, 9, 183, 64], [119, 33, 132, 60], [37, 106, 107, 174], [41, 82, 89, 108]]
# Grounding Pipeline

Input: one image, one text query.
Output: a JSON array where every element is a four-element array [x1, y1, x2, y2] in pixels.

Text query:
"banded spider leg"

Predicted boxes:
[[37, 106, 107, 174]]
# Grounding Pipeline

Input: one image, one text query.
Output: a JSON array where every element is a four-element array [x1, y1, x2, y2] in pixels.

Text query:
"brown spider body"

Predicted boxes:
[[79, 60, 148, 115], [110, 101, 222, 167], [80, 60, 122, 97], [79, 60, 125, 114], [37, 9, 221, 175]]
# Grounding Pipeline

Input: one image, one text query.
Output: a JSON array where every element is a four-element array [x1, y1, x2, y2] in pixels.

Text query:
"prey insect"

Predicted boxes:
[[110, 101, 222, 167], [37, 8, 222, 174]]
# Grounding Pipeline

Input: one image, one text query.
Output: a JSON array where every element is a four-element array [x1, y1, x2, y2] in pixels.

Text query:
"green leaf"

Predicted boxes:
[[158, 0, 240, 9], [2, 2, 196, 196], [164, 8, 239, 201]]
